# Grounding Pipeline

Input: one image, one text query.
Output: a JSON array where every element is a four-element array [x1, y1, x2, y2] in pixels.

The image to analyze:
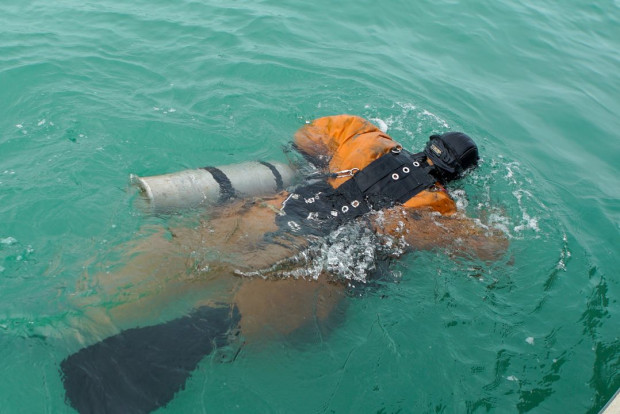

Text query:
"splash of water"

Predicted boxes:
[[236, 220, 406, 284]]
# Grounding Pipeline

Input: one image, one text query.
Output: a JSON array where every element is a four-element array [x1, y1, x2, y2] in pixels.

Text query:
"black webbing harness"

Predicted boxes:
[[276, 148, 439, 236]]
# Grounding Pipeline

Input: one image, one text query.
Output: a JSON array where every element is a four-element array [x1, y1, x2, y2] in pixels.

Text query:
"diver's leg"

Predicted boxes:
[[60, 195, 332, 413], [61, 274, 346, 414], [66, 227, 240, 343], [233, 274, 346, 341], [67, 195, 297, 341]]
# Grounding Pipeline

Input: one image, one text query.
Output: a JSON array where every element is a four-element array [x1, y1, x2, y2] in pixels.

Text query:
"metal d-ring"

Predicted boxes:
[[333, 168, 360, 178]]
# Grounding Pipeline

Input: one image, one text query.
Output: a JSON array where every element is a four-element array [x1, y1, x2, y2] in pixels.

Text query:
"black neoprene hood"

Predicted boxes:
[[424, 132, 479, 177]]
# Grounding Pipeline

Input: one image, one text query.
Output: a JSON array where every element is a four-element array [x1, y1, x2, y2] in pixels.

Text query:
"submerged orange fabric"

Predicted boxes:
[[294, 115, 457, 215]]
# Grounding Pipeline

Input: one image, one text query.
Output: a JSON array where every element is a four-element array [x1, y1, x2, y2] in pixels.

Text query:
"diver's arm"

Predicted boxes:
[[373, 206, 508, 262]]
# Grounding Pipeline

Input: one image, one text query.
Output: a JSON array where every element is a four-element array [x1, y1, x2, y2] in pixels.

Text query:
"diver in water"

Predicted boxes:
[[61, 115, 507, 414]]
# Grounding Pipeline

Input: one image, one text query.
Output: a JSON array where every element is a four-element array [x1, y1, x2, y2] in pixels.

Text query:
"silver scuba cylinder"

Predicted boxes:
[[132, 161, 296, 213]]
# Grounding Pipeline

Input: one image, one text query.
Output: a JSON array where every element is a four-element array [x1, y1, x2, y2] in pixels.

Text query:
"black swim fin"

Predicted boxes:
[[60, 305, 240, 414]]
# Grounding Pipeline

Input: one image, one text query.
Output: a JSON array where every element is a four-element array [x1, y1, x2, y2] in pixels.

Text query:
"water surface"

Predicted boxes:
[[1, 0, 618, 412]]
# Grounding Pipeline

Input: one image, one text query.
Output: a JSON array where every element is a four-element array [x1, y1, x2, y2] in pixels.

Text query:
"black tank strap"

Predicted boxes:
[[258, 161, 284, 191], [202, 166, 236, 202]]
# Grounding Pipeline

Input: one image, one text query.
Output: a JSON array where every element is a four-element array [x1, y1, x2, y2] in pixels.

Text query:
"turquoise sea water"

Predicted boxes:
[[1, 0, 619, 412]]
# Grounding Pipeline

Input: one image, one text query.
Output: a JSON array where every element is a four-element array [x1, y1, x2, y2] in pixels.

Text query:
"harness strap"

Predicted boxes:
[[335, 149, 437, 209], [276, 149, 439, 236]]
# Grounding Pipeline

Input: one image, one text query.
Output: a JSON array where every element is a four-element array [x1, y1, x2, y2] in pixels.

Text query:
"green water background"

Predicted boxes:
[[1, 0, 619, 412]]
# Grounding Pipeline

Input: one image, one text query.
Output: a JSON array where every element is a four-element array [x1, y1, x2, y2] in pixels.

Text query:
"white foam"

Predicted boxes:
[[451, 189, 468, 211], [504, 162, 521, 184], [514, 211, 539, 232], [482, 212, 506, 234], [396, 102, 417, 112], [526, 336, 535, 345], [555, 232, 570, 270], [365, 102, 455, 145], [370, 118, 389, 133], [237, 221, 405, 283], [419, 109, 449, 128], [1, 237, 17, 245], [511, 189, 541, 233], [310, 224, 381, 282]]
